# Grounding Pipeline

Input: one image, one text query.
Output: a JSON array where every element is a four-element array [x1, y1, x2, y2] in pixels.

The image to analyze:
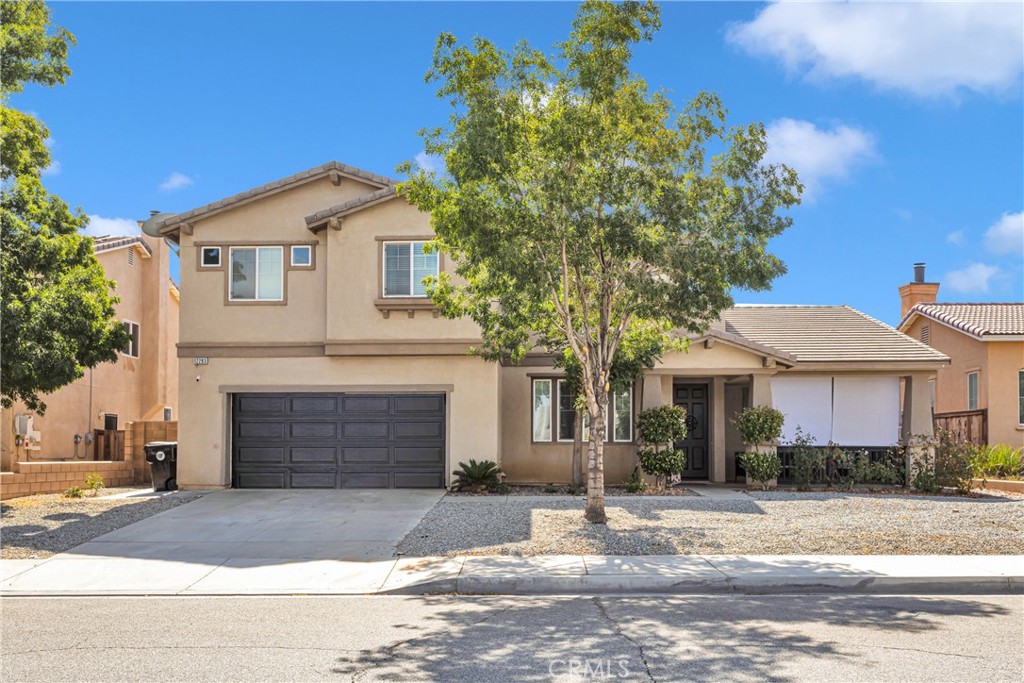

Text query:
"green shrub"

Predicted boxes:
[[623, 470, 646, 494], [909, 431, 977, 494], [739, 451, 781, 490], [543, 484, 559, 494], [636, 405, 688, 446], [84, 472, 105, 497], [63, 486, 83, 498], [452, 459, 504, 492], [733, 406, 785, 447], [973, 444, 1023, 479], [789, 427, 823, 490], [637, 447, 686, 490]]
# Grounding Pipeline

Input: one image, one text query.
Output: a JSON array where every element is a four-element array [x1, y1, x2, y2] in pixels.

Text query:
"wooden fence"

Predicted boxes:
[[933, 409, 987, 445]]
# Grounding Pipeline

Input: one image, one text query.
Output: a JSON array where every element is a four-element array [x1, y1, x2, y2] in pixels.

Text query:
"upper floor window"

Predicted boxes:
[[967, 371, 979, 411], [290, 245, 312, 267], [230, 246, 283, 301], [383, 241, 438, 297], [122, 321, 140, 358], [1018, 370, 1024, 425], [200, 246, 221, 267]]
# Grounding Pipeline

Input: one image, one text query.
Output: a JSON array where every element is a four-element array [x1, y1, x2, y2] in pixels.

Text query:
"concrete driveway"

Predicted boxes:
[[1, 489, 444, 595]]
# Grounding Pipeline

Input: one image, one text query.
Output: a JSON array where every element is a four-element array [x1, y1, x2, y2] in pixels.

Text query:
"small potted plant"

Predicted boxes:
[[635, 405, 688, 491], [733, 405, 784, 490]]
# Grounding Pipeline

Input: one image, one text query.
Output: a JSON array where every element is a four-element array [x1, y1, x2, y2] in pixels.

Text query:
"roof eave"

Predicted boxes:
[[305, 188, 399, 232]]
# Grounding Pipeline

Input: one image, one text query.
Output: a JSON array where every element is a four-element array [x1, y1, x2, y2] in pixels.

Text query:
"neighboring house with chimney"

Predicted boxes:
[[898, 263, 1024, 447], [1, 234, 180, 471]]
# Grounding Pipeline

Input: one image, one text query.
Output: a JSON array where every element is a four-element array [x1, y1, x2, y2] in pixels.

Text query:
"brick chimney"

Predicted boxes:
[[899, 262, 939, 319]]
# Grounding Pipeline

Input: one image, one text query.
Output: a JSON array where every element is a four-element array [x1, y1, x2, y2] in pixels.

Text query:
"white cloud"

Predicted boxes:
[[762, 118, 876, 198], [159, 171, 194, 191], [41, 160, 61, 176], [82, 215, 140, 238], [414, 151, 445, 175], [946, 230, 966, 246], [945, 262, 1000, 294], [727, 2, 1023, 98], [984, 211, 1023, 256]]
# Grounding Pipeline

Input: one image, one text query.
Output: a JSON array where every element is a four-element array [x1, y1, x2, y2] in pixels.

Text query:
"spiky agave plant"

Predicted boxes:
[[452, 459, 504, 492]]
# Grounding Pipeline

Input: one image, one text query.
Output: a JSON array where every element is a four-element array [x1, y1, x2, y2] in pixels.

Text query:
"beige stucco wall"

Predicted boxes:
[[987, 342, 1024, 447], [1, 236, 178, 469], [176, 355, 500, 488]]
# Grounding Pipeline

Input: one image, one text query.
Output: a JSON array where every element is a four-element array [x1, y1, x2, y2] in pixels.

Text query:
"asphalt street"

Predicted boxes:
[[2, 594, 1021, 682]]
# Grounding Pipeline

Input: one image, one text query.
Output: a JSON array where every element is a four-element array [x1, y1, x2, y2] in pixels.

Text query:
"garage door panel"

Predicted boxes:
[[233, 393, 445, 489], [394, 421, 443, 439], [342, 422, 390, 438], [290, 471, 338, 489], [341, 472, 390, 488], [290, 396, 338, 413], [289, 447, 337, 464], [237, 471, 286, 488], [341, 447, 390, 464], [237, 396, 285, 414], [394, 395, 445, 413], [289, 422, 337, 438], [342, 396, 390, 413], [237, 421, 284, 439], [237, 447, 285, 464], [394, 472, 445, 488], [394, 446, 444, 464]]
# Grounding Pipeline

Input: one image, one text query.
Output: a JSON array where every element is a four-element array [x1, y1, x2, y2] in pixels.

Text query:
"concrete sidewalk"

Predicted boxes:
[[2, 553, 1020, 596]]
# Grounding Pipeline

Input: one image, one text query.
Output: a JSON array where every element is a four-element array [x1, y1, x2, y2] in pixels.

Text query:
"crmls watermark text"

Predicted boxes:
[[548, 658, 631, 679]]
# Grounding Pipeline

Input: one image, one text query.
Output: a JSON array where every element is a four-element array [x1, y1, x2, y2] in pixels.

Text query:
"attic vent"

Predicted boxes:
[[920, 324, 930, 346], [127, 248, 134, 266]]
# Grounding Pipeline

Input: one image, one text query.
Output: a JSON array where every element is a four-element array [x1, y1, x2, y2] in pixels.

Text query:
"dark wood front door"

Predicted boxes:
[[673, 384, 708, 479]]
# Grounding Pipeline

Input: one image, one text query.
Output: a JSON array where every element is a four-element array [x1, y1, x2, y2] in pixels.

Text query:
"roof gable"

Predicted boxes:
[[899, 303, 1024, 340]]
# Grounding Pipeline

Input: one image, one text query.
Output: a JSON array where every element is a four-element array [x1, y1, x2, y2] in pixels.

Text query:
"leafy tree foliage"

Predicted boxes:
[[400, 1, 801, 522], [1, 0, 127, 413]]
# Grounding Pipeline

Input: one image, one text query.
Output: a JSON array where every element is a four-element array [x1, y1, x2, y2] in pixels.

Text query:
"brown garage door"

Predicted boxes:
[[231, 392, 445, 489]]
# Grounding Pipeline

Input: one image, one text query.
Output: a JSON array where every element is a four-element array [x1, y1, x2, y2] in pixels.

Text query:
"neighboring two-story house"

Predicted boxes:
[[898, 264, 1024, 447], [1, 234, 179, 469], [155, 162, 947, 490]]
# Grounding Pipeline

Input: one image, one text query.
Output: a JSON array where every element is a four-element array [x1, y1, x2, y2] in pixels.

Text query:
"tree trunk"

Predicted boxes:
[[584, 402, 607, 524], [571, 411, 584, 489]]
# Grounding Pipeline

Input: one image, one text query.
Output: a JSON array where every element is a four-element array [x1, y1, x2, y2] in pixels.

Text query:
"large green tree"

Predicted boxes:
[[1, 0, 127, 413], [400, 0, 801, 522]]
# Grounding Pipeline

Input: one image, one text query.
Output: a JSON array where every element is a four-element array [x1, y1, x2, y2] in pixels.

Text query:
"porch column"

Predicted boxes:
[[750, 373, 773, 408], [710, 377, 726, 482], [901, 374, 934, 441]]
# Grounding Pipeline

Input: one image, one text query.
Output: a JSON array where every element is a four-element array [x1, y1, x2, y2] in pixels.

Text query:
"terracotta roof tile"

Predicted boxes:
[[902, 303, 1024, 337], [91, 235, 152, 256]]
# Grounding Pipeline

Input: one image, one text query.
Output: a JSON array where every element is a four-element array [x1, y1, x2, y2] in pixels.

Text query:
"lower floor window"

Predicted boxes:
[[532, 378, 633, 443]]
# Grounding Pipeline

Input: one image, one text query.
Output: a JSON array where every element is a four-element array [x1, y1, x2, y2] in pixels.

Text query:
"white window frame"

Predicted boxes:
[[556, 380, 575, 443], [228, 246, 284, 302], [967, 371, 979, 411], [532, 378, 552, 442], [612, 387, 633, 442], [200, 246, 221, 268], [290, 245, 312, 267], [122, 321, 140, 358], [382, 240, 438, 298]]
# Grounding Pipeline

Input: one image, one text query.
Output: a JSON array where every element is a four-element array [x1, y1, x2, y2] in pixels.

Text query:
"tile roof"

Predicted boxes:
[[305, 186, 398, 229], [91, 235, 152, 256], [720, 305, 948, 364], [157, 161, 393, 233], [901, 303, 1024, 338]]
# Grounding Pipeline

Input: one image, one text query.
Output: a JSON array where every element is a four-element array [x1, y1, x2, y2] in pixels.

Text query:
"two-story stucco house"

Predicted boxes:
[[155, 162, 948, 490], [1, 234, 179, 469], [898, 264, 1024, 447]]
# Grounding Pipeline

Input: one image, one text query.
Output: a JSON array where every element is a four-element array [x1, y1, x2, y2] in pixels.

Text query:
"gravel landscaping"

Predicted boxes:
[[1, 489, 205, 559], [399, 490, 1024, 557]]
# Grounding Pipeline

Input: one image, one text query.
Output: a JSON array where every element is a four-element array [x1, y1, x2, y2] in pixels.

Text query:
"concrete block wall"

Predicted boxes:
[[0, 461, 135, 499]]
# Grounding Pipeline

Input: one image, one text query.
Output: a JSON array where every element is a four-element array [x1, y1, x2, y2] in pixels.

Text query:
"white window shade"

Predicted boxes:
[[831, 376, 900, 446], [771, 376, 833, 445]]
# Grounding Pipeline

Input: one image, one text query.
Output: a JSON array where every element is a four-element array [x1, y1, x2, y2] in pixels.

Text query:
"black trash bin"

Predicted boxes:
[[145, 441, 178, 491]]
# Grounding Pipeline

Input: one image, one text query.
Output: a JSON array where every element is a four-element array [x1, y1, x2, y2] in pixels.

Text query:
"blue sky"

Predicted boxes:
[[22, 1, 1024, 325]]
